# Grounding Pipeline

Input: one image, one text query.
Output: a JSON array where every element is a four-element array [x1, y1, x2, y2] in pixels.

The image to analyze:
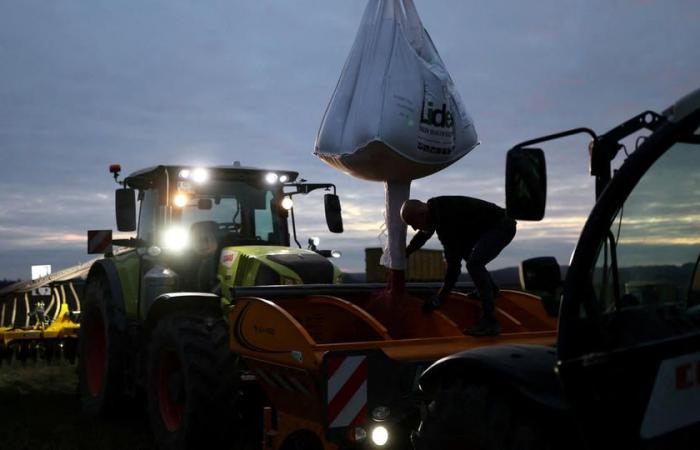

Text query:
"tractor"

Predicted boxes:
[[79, 163, 343, 449]]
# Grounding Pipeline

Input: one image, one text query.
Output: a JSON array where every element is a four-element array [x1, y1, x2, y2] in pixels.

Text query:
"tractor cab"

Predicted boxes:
[[91, 164, 344, 318]]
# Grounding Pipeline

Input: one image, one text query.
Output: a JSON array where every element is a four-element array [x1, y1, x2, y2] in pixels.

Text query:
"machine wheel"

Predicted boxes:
[[78, 274, 129, 416], [414, 381, 563, 450], [147, 313, 242, 450]]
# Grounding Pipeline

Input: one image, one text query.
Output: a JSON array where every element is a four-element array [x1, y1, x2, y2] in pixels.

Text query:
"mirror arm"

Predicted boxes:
[[511, 127, 598, 150], [289, 207, 301, 248], [112, 238, 148, 248], [284, 183, 336, 196]]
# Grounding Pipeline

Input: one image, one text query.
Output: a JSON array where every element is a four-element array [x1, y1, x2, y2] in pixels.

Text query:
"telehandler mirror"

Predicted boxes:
[[115, 188, 137, 232], [324, 194, 344, 233], [505, 147, 547, 221]]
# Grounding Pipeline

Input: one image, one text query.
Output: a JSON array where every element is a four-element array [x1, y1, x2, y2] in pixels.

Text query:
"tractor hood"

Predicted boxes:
[[217, 246, 341, 296]]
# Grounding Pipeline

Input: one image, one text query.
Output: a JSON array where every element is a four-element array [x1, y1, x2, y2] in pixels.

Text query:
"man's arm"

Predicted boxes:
[[437, 246, 461, 300], [406, 229, 434, 257]]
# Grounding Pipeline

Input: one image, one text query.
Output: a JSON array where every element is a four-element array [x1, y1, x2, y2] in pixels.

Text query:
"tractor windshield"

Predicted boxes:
[[173, 179, 287, 246]]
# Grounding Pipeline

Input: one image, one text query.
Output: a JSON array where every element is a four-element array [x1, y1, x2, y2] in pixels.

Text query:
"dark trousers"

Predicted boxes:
[[465, 217, 517, 320]]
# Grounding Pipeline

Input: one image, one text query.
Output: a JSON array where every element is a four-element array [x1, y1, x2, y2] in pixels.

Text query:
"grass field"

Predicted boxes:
[[0, 362, 154, 450]]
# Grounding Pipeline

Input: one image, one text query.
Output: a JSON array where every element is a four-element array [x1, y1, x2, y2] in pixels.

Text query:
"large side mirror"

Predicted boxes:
[[324, 194, 344, 233], [506, 147, 547, 221], [116, 188, 136, 232]]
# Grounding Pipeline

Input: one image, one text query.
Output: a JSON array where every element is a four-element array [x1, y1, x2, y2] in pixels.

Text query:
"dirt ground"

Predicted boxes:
[[0, 362, 154, 450]]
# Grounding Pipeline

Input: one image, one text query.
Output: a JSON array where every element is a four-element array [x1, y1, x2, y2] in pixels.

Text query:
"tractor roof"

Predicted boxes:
[[124, 164, 299, 190]]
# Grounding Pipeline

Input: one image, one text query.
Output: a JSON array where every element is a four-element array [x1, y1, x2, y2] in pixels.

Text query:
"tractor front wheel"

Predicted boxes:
[[147, 313, 242, 450], [78, 274, 129, 416]]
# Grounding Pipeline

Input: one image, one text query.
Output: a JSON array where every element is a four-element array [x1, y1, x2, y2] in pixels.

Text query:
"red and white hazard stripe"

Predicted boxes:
[[87, 230, 112, 254], [327, 355, 367, 429]]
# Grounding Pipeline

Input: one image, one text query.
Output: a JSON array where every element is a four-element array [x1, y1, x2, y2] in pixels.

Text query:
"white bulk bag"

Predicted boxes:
[[314, 0, 478, 182]]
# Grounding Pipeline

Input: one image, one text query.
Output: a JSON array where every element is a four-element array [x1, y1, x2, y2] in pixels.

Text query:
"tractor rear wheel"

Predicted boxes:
[[147, 313, 243, 450], [78, 274, 129, 416], [414, 382, 569, 450]]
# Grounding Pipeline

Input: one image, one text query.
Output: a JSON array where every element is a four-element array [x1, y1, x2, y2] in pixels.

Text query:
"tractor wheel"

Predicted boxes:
[[78, 274, 129, 416], [147, 313, 243, 450], [414, 381, 566, 450]]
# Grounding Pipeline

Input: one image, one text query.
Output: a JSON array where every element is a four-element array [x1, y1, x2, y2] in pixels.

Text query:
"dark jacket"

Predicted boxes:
[[406, 196, 508, 297], [406, 196, 507, 257]]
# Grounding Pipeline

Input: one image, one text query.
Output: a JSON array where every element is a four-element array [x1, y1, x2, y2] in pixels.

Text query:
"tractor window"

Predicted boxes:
[[137, 189, 158, 243], [592, 136, 700, 314], [254, 191, 275, 241], [174, 180, 285, 245]]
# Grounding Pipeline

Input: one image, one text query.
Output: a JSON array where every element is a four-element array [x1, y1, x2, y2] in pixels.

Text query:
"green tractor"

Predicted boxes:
[[79, 164, 344, 449]]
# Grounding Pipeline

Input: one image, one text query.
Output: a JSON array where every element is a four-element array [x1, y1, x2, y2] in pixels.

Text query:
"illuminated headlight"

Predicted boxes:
[[310, 236, 320, 247], [331, 250, 342, 258], [192, 168, 208, 184], [173, 193, 188, 208], [162, 226, 189, 251], [265, 172, 278, 184], [279, 174, 289, 183], [371, 426, 389, 446], [281, 197, 294, 210], [178, 169, 191, 179]]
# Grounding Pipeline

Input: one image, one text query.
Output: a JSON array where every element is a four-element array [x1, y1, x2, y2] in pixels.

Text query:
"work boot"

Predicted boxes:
[[464, 317, 501, 336]]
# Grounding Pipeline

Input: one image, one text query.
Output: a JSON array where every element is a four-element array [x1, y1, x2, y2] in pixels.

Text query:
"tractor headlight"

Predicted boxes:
[[281, 197, 294, 210], [371, 426, 389, 446], [162, 226, 189, 251], [192, 168, 208, 184], [279, 174, 289, 183], [265, 172, 278, 184], [173, 193, 188, 208]]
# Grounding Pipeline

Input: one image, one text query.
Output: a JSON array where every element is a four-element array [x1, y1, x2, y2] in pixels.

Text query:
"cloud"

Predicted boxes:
[[1, 0, 699, 279]]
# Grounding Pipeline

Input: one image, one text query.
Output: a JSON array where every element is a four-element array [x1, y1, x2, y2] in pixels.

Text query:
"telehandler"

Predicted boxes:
[[414, 88, 700, 450]]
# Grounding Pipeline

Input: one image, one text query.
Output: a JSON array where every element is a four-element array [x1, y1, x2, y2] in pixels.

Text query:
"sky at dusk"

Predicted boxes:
[[1, 0, 699, 280]]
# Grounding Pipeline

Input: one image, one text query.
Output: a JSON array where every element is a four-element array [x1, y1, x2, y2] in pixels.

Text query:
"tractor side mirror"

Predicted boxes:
[[506, 147, 547, 221], [115, 188, 136, 232], [324, 194, 344, 233], [519, 256, 562, 316]]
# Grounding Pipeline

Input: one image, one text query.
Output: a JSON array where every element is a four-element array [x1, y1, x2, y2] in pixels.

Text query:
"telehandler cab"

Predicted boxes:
[[415, 88, 700, 450]]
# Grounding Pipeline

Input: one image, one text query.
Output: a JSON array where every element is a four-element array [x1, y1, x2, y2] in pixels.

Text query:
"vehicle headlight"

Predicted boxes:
[[371, 426, 389, 446], [162, 226, 189, 251], [192, 168, 208, 184], [281, 197, 294, 210], [173, 193, 188, 208], [265, 172, 278, 184]]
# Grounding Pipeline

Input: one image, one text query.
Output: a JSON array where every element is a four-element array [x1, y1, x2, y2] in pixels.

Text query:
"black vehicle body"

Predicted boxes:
[[418, 88, 700, 449]]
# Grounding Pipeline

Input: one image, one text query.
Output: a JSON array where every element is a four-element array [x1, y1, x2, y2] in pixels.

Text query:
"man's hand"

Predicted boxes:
[[422, 293, 445, 312]]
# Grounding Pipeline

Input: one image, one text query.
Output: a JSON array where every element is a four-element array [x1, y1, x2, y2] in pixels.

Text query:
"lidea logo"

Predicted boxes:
[[420, 100, 454, 128]]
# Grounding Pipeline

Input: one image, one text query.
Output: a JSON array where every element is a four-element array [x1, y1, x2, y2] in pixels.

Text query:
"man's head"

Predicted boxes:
[[401, 199, 432, 230]]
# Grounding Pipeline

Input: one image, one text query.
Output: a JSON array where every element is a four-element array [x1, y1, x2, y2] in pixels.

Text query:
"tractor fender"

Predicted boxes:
[[86, 259, 127, 331], [144, 292, 222, 331], [419, 344, 568, 411]]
